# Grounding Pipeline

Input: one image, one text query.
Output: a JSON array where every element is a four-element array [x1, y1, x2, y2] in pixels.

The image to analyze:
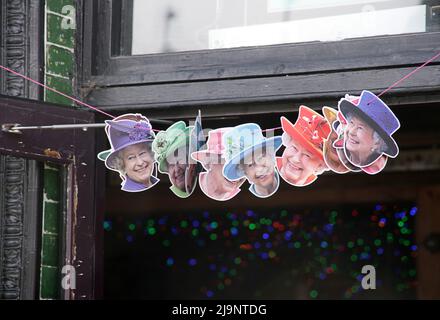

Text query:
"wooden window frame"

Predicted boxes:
[[79, 0, 440, 117]]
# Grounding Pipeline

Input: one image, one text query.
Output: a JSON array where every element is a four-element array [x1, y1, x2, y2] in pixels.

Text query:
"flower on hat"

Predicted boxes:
[[128, 123, 153, 142], [152, 131, 169, 161]]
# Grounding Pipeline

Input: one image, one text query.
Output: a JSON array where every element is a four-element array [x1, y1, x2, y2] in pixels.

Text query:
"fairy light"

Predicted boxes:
[[104, 203, 417, 299]]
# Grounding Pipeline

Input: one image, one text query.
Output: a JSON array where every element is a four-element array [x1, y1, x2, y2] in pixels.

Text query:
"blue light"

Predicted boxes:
[[284, 231, 293, 240], [320, 241, 328, 249], [254, 242, 261, 249], [375, 204, 382, 211], [126, 235, 134, 243], [410, 207, 418, 216], [230, 227, 238, 236], [377, 248, 384, 255], [166, 257, 174, 266], [360, 252, 370, 260], [192, 220, 200, 228], [410, 245, 418, 251], [203, 211, 210, 218], [188, 258, 197, 266], [261, 252, 269, 260], [262, 233, 269, 240], [209, 264, 216, 271], [265, 242, 272, 249], [206, 290, 214, 298]]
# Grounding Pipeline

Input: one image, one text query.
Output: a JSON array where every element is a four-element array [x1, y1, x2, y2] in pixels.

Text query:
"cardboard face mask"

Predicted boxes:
[[153, 120, 196, 198], [277, 106, 331, 187], [322, 106, 350, 174], [191, 127, 246, 201], [97, 113, 159, 193], [338, 90, 400, 168], [222, 123, 282, 199], [332, 114, 364, 173]]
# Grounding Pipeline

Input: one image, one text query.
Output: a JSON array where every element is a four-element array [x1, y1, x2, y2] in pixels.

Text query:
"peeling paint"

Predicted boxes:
[[44, 148, 62, 159]]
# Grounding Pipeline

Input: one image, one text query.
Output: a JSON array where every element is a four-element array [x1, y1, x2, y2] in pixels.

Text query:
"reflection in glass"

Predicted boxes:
[[131, 0, 428, 55]]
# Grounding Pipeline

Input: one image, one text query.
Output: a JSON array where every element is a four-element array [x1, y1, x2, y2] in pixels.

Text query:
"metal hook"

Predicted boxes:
[[1, 123, 22, 134]]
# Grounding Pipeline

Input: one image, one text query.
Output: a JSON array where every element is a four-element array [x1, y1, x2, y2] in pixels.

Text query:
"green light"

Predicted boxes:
[[128, 224, 136, 231], [294, 242, 301, 249], [409, 269, 416, 277], [309, 290, 318, 299], [210, 233, 217, 241], [249, 223, 256, 231], [364, 246, 371, 252], [103, 222, 111, 230], [281, 210, 288, 217], [162, 240, 170, 247], [192, 229, 199, 237], [331, 263, 337, 271], [147, 219, 154, 227], [217, 283, 225, 290], [229, 269, 237, 277], [374, 239, 382, 246], [401, 256, 408, 262], [218, 272, 224, 279], [402, 216, 408, 222], [234, 257, 242, 265], [357, 238, 364, 246], [397, 221, 404, 228], [350, 254, 358, 262], [148, 227, 156, 235], [180, 220, 188, 228], [347, 241, 354, 249], [403, 240, 411, 247], [401, 228, 408, 234], [232, 220, 239, 227], [210, 221, 218, 229]]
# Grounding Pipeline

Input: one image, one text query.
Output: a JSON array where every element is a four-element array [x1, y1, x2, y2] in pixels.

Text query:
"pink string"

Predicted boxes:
[[367, 50, 440, 104], [2, 50, 440, 131], [0, 64, 116, 119]]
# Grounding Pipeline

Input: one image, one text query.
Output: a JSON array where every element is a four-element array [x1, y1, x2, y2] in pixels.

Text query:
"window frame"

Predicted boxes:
[[80, 0, 440, 115]]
